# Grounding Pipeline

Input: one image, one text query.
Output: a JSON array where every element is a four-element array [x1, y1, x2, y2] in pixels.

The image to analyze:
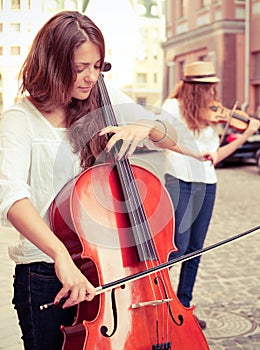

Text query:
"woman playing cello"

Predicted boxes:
[[0, 11, 210, 350]]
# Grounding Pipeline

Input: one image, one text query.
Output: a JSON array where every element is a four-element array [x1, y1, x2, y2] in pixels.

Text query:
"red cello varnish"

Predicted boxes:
[[48, 64, 210, 350]]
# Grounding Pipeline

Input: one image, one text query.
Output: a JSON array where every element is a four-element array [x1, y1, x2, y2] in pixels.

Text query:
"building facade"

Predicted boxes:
[[0, 0, 165, 113], [0, 0, 85, 112], [86, 0, 165, 108], [162, 0, 260, 117], [119, 0, 165, 107]]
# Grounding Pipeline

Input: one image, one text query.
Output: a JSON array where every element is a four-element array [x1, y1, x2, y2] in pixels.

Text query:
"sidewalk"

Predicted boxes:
[[0, 227, 23, 350], [188, 164, 260, 349], [0, 163, 259, 349]]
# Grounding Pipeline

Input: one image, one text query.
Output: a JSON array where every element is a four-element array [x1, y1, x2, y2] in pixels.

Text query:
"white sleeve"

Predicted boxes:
[[0, 109, 32, 223], [106, 84, 159, 150], [161, 98, 181, 122]]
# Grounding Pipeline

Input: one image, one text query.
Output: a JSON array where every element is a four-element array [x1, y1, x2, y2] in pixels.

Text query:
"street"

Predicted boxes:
[[185, 162, 260, 349], [0, 157, 259, 350], [133, 152, 260, 349], [193, 162, 260, 349]]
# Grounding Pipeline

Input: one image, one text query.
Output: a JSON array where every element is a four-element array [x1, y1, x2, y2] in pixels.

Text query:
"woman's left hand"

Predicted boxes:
[[244, 118, 260, 136], [99, 123, 153, 160], [201, 151, 218, 166]]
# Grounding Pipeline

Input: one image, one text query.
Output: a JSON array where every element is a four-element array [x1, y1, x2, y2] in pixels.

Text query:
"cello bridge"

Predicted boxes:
[[131, 298, 172, 309]]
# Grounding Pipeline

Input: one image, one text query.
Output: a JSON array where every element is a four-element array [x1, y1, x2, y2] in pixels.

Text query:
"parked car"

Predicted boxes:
[[256, 148, 260, 173], [216, 124, 260, 167]]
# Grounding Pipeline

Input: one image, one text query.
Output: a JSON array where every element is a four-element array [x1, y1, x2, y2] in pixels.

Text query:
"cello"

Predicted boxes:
[[47, 65, 210, 349]]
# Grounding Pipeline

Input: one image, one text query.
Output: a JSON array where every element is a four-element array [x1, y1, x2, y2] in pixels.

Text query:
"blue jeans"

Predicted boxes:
[[165, 174, 216, 308], [12, 262, 76, 350]]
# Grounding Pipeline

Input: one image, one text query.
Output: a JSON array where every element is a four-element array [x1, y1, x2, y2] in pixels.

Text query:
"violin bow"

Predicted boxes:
[[218, 100, 238, 148], [93, 224, 260, 295], [40, 224, 259, 309]]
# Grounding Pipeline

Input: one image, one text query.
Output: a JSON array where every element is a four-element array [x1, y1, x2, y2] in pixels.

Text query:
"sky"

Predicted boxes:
[[85, 0, 140, 87]]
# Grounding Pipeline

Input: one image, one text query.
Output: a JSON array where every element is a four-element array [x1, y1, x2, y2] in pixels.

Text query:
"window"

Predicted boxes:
[[178, 0, 186, 18], [46, 0, 60, 11], [255, 85, 260, 114], [11, 0, 21, 10], [10, 46, 21, 55], [136, 48, 147, 61], [198, 55, 207, 61], [137, 3, 147, 16], [179, 61, 185, 80], [151, 29, 158, 39], [137, 97, 147, 105], [199, 0, 210, 7], [137, 73, 147, 84], [10, 23, 21, 32], [152, 49, 158, 60], [253, 51, 260, 79], [150, 4, 159, 17]]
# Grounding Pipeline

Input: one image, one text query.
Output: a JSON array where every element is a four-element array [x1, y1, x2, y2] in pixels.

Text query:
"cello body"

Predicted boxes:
[[50, 162, 210, 350]]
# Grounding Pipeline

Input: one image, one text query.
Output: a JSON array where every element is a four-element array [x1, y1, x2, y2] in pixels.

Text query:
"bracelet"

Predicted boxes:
[[151, 119, 168, 143]]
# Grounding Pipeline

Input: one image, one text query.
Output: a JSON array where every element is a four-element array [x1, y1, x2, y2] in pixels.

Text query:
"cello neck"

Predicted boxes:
[[97, 71, 157, 262]]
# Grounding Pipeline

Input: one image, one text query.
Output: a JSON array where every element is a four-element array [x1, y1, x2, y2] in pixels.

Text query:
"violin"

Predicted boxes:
[[43, 64, 210, 349], [209, 101, 252, 132]]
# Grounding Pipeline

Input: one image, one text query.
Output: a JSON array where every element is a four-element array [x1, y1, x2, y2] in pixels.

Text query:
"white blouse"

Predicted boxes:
[[161, 98, 219, 184], [0, 85, 157, 264]]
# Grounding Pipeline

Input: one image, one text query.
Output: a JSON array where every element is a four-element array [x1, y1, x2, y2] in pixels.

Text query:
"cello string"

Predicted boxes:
[[97, 71, 163, 262], [98, 74, 158, 261], [117, 160, 157, 256], [98, 72, 172, 340], [98, 74, 170, 335], [111, 102, 174, 342], [117, 156, 171, 341]]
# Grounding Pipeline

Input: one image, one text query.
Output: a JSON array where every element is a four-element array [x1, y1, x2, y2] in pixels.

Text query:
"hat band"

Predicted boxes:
[[183, 73, 216, 81]]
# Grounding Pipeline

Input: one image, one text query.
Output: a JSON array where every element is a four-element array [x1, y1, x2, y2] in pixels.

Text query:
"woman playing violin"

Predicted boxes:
[[153, 61, 260, 329]]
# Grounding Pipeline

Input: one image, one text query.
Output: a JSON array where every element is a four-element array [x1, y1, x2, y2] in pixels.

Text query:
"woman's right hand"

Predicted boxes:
[[54, 251, 96, 308], [7, 198, 97, 309], [201, 151, 218, 165]]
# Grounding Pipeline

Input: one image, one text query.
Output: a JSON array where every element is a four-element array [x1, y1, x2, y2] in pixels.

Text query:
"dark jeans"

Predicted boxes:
[[12, 262, 76, 350], [165, 174, 216, 307]]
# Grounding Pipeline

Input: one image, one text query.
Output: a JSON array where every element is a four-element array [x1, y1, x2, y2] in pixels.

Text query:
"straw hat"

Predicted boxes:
[[183, 61, 220, 83]]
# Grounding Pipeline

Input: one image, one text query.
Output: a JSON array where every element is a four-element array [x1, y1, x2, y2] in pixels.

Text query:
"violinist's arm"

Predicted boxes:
[[7, 198, 96, 308], [216, 118, 260, 164]]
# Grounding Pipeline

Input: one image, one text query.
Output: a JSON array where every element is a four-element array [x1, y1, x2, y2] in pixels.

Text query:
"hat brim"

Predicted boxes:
[[183, 76, 220, 83]]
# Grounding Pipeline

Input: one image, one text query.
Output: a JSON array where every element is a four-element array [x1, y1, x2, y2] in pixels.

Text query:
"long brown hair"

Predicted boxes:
[[18, 11, 107, 168], [170, 80, 218, 131]]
